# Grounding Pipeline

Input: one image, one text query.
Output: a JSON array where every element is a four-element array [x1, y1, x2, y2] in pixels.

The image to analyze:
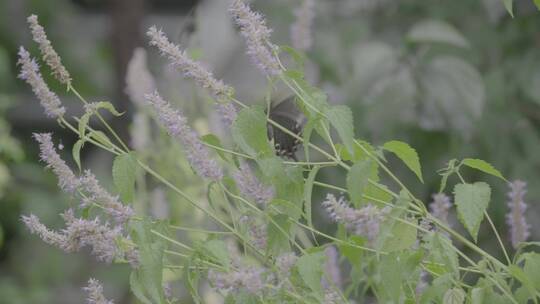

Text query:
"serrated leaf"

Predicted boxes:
[[232, 106, 274, 158], [89, 130, 114, 149], [303, 166, 320, 228], [267, 214, 292, 255], [523, 253, 540, 289], [338, 236, 365, 267], [204, 239, 230, 269], [295, 251, 326, 295], [347, 159, 372, 206], [112, 152, 137, 203], [443, 288, 465, 304], [509, 265, 537, 299], [91, 101, 124, 116], [378, 251, 423, 303], [503, 0, 514, 17], [470, 287, 485, 304], [326, 105, 355, 154], [280, 45, 305, 68], [461, 158, 505, 181], [201, 134, 228, 161], [407, 19, 470, 48], [78, 112, 91, 139], [454, 182, 491, 242], [130, 219, 167, 304], [380, 220, 417, 252], [72, 139, 84, 171], [383, 140, 424, 183], [425, 233, 459, 278]]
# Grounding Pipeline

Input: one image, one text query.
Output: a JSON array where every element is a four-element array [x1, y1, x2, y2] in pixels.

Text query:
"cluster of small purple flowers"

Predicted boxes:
[[23, 133, 138, 267], [323, 194, 390, 245]]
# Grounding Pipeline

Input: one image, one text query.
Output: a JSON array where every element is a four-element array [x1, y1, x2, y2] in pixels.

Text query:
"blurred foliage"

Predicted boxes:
[[0, 0, 539, 302]]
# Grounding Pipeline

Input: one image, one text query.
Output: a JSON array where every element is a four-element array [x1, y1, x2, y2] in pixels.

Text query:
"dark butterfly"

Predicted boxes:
[[267, 97, 306, 161]]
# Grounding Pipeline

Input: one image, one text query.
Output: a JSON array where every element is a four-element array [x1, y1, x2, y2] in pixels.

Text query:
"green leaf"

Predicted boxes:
[[267, 214, 292, 255], [407, 19, 470, 48], [130, 219, 167, 304], [295, 251, 326, 295], [338, 236, 364, 267], [78, 111, 91, 139], [470, 287, 485, 304], [534, 0, 540, 10], [303, 166, 320, 228], [461, 158, 505, 181], [453, 182, 491, 242], [203, 239, 230, 269], [72, 139, 84, 171], [503, 0, 514, 17], [91, 101, 124, 116], [523, 253, 540, 289], [280, 45, 305, 68], [424, 233, 459, 278], [270, 199, 303, 222], [443, 288, 465, 304], [383, 140, 424, 183], [89, 130, 114, 149], [380, 220, 417, 252], [326, 105, 355, 154], [378, 251, 423, 303], [509, 265, 537, 299], [112, 152, 137, 203], [347, 159, 372, 206], [201, 134, 228, 161], [232, 106, 274, 158]]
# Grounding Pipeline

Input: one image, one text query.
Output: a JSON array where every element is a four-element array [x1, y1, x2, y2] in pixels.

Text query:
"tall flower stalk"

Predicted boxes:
[[229, 0, 281, 76], [17, 48, 65, 118], [145, 91, 223, 181], [506, 180, 530, 249], [27, 14, 72, 85]]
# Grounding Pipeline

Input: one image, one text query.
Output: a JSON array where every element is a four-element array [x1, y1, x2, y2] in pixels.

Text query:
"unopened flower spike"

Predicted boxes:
[[145, 91, 223, 181], [27, 14, 72, 85], [506, 180, 530, 249], [147, 26, 233, 101], [18, 47, 66, 118], [229, 0, 281, 77], [33, 133, 80, 193]]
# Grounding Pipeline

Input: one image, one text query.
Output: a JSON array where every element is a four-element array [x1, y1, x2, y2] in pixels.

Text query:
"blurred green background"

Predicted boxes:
[[0, 0, 539, 303]]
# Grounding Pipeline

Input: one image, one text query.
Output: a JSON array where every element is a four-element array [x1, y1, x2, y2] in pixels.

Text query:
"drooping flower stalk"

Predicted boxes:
[[21, 214, 67, 248], [84, 278, 115, 304], [229, 0, 281, 77], [21, 210, 138, 265], [33, 133, 80, 193], [18, 47, 65, 118], [323, 194, 389, 245], [145, 91, 223, 181], [233, 162, 274, 206], [27, 14, 72, 85], [290, 0, 315, 51], [147, 26, 233, 101], [506, 180, 530, 249]]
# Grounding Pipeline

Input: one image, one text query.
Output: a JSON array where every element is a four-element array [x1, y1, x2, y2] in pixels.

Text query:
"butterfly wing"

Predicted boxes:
[[267, 97, 305, 160]]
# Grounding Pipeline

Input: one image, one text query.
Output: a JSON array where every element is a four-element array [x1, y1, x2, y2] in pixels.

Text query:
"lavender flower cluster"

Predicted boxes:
[[23, 133, 137, 266], [323, 194, 390, 245]]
